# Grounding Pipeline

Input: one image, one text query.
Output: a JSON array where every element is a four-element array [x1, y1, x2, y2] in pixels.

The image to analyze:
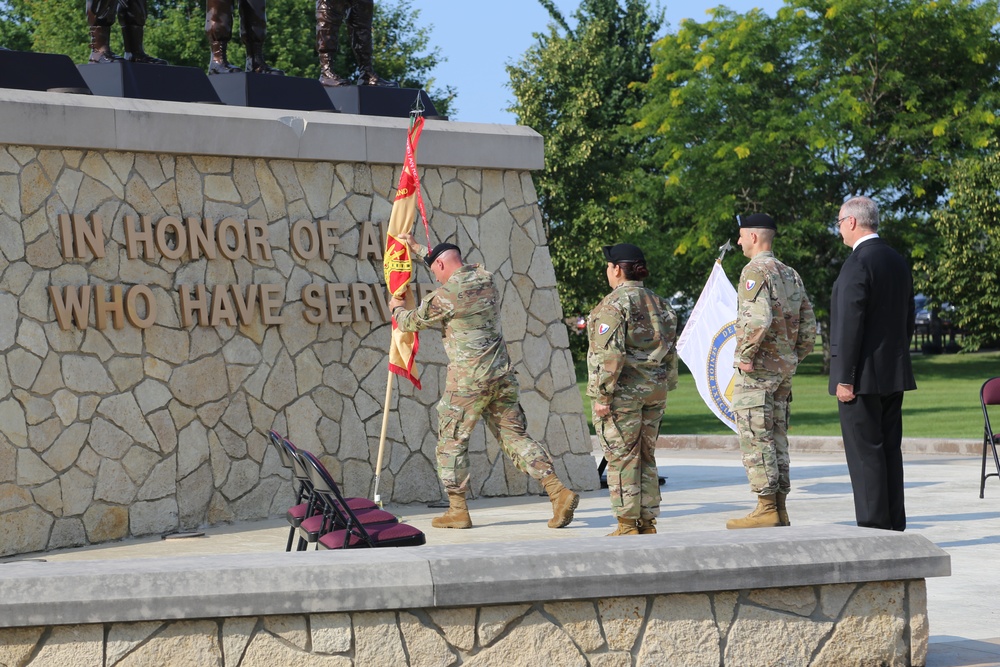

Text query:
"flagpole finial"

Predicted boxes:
[[717, 239, 733, 262]]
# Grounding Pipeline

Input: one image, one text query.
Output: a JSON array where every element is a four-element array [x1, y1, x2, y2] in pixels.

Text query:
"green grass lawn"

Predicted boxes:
[[576, 350, 1000, 439]]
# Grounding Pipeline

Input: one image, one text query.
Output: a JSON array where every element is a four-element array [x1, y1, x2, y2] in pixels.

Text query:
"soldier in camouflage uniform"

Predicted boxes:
[[728, 213, 817, 529], [587, 243, 678, 536], [389, 236, 579, 530]]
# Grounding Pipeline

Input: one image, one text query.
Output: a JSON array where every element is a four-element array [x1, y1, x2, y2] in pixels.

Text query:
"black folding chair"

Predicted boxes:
[[298, 450, 425, 549], [980, 377, 1000, 498], [267, 431, 314, 552]]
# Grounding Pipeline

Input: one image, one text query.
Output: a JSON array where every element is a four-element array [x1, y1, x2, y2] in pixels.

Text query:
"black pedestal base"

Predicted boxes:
[[0, 50, 91, 94], [323, 86, 441, 119], [78, 62, 221, 104], [209, 73, 335, 112]]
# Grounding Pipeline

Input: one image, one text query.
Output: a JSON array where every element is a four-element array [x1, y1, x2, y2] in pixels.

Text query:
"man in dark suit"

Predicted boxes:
[[829, 195, 917, 531]]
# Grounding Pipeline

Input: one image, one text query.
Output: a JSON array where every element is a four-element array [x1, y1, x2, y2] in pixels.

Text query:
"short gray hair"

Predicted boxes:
[[841, 196, 879, 232]]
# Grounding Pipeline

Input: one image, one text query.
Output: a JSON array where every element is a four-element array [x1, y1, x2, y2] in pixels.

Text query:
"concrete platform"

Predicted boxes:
[[11, 449, 999, 667]]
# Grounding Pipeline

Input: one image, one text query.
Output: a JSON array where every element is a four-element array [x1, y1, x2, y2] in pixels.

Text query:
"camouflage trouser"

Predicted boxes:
[[733, 370, 791, 496], [596, 398, 664, 521], [436, 374, 554, 494]]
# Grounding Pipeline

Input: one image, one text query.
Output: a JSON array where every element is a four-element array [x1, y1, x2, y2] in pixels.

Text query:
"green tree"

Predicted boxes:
[[0, 0, 33, 51], [636, 0, 1000, 364], [507, 0, 664, 328], [5, 0, 455, 116], [917, 151, 1000, 351]]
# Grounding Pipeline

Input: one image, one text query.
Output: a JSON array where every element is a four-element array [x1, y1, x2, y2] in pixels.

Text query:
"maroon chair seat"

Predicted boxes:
[[298, 506, 399, 545], [318, 521, 426, 550]]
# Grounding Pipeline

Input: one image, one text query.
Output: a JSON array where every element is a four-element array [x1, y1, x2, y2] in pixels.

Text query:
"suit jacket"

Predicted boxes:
[[829, 237, 917, 396]]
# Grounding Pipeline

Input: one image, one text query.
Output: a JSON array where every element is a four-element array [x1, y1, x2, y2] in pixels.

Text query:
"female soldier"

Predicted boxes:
[[587, 243, 678, 536]]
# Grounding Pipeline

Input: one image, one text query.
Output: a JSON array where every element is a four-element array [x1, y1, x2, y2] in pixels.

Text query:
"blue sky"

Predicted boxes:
[[415, 0, 784, 125]]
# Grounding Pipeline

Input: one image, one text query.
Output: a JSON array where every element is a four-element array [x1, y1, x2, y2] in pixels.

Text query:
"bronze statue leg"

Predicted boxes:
[[118, 0, 167, 64], [239, 0, 283, 75], [347, 0, 395, 86], [87, 0, 120, 63], [317, 0, 351, 86], [206, 0, 241, 74]]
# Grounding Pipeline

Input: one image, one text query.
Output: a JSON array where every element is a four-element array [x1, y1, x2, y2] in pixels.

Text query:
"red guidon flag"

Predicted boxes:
[[384, 115, 428, 389]]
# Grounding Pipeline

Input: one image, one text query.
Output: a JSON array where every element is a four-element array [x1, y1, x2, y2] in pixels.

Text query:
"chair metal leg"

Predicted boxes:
[[285, 525, 296, 552]]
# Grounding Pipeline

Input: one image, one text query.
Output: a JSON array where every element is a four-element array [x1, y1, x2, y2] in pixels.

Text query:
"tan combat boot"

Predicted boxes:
[[776, 492, 790, 526], [607, 518, 640, 536], [431, 492, 472, 529], [638, 518, 657, 535], [726, 495, 781, 529], [542, 475, 579, 528]]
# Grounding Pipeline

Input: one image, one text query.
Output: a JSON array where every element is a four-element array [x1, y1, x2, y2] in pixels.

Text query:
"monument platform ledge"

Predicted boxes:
[[0, 524, 948, 629], [0, 88, 544, 169]]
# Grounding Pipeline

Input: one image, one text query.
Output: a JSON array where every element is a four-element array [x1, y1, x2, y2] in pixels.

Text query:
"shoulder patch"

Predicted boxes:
[[739, 269, 767, 302], [590, 310, 623, 348]]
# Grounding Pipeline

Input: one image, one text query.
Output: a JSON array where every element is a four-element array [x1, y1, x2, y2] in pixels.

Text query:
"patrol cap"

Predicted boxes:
[[738, 213, 777, 231], [424, 242, 461, 267], [602, 243, 646, 263]]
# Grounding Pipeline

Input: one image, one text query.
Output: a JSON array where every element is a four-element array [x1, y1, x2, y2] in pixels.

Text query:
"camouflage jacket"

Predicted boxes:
[[394, 264, 512, 392], [735, 251, 817, 375], [586, 281, 678, 407]]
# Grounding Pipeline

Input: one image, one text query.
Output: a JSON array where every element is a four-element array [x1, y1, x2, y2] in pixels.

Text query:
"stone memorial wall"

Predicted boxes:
[[0, 91, 599, 557]]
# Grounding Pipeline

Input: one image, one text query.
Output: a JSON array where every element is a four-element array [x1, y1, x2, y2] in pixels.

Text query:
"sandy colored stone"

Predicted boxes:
[[811, 581, 907, 667], [466, 610, 585, 667], [241, 629, 351, 667], [17, 447, 55, 485], [544, 601, 604, 653], [116, 619, 222, 667], [262, 350, 297, 410], [95, 459, 138, 504], [598, 597, 646, 652], [62, 355, 115, 393], [83, 503, 129, 542], [908, 579, 928, 667], [478, 603, 531, 647], [0, 482, 32, 512], [637, 594, 719, 667], [354, 611, 407, 667], [29, 624, 104, 666], [819, 582, 857, 619], [311, 612, 352, 654], [725, 602, 833, 667], [98, 393, 157, 447], [748, 585, 817, 617], [0, 504, 53, 556], [61, 467, 95, 516], [31, 477, 62, 514], [170, 355, 229, 407], [221, 616, 257, 666], [0, 626, 43, 666], [428, 607, 476, 651], [262, 615, 308, 650], [52, 389, 79, 426], [399, 611, 458, 667], [89, 417, 133, 460], [590, 652, 633, 667], [7, 349, 41, 390], [107, 621, 162, 666]]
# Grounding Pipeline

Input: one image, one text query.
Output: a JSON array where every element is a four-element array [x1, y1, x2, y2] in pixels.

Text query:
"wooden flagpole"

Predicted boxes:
[[372, 370, 394, 507]]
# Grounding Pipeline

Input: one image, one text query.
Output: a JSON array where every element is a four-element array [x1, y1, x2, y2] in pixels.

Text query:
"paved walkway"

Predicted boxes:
[[24, 450, 1000, 667]]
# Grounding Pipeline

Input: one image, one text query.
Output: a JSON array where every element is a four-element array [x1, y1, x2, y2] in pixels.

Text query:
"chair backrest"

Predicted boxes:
[[297, 449, 374, 547], [983, 378, 1000, 407]]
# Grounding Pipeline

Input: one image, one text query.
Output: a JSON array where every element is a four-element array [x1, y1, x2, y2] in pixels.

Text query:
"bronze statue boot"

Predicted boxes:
[[318, 52, 350, 87], [120, 26, 167, 65], [208, 41, 241, 74], [357, 66, 397, 87], [244, 43, 283, 75], [88, 26, 120, 64]]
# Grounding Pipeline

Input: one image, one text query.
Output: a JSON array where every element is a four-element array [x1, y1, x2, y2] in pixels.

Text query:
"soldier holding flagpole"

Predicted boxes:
[[727, 213, 816, 529], [388, 237, 579, 530]]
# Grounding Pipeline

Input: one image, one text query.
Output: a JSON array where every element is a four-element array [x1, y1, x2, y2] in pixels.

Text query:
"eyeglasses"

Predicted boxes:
[[834, 215, 851, 226]]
